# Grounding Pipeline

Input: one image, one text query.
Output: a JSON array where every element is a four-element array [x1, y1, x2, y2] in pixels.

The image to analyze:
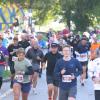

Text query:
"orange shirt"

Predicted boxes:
[[90, 43, 100, 51], [90, 43, 100, 60]]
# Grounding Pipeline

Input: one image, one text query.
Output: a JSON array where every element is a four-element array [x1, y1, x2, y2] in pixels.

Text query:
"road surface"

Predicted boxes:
[[0, 70, 95, 100]]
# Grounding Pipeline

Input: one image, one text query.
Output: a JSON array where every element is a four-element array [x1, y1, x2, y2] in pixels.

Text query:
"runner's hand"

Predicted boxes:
[[71, 74, 75, 80], [37, 56, 41, 60], [61, 69, 66, 75]]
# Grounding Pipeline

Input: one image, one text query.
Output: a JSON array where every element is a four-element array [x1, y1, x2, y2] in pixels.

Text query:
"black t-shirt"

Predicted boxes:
[[43, 52, 62, 76], [18, 40, 30, 49], [8, 44, 22, 61]]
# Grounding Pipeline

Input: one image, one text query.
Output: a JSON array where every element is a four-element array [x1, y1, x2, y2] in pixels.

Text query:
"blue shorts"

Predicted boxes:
[[13, 80, 31, 93], [59, 86, 77, 100]]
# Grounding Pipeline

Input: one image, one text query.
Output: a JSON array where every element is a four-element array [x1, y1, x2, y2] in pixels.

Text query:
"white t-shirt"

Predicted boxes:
[[88, 58, 100, 90]]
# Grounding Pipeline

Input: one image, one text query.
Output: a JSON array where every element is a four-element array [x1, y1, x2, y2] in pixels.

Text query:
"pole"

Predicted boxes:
[[28, 0, 33, 26]]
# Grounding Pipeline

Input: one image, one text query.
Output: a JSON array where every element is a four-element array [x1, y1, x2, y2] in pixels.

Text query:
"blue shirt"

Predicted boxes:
[[54, 58, 82, 90], [38, 40, 46, 48], [2, 39, 8, 47], [76, 43, 90, 53]]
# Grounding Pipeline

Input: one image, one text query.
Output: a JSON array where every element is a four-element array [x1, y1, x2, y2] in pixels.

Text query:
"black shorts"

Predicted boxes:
[[80, 61, 88, 66], [46, 75, 59, 87], [8, 61, 15, 74], [34, 69, 40, 73]]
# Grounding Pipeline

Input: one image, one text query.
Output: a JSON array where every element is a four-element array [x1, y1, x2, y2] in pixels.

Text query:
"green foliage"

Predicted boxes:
[[2, 0, 100, 31], [59, 0, 100, 31], [3, 70, 11, 79]]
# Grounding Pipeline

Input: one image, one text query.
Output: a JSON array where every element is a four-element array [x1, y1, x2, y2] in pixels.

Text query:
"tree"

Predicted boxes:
[[2, 0, 100, 31], [73, 0, 100, 31], [59, 0, 77, 29], [59, 0, 100, 31]]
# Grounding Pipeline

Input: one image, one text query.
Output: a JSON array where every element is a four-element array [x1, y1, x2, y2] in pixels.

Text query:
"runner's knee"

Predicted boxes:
[[69, 97, 75, 100]]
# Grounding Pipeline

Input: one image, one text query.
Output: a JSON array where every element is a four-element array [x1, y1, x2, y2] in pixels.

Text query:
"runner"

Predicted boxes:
[[0, 37, 9, 90], [13, 48, 33, 100], [18, 34, 30, 49], [26, 40, 44, 94], [8, 37, 22, 88], [43, 42, 62, 100], [88, 47, 100, 100], [54, 45, 82, 100], [75, 38, 90, 86], [90, 37, 100, 51], [37, 34, 46, 49]]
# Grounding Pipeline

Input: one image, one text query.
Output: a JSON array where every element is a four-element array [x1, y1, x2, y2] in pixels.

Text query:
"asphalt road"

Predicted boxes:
[[0, 70, 95, 100]]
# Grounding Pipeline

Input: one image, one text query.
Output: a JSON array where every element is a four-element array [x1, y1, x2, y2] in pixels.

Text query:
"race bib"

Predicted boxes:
[[15, 75, 24, 83], [62, 75, 72, 83], [12, 56, 18, 61], [80, 54, 87, 58], [76, 52, 88, 62]]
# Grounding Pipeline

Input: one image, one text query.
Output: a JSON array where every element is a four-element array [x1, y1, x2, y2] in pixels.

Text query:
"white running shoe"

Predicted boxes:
[[32, 88, 37, 95]]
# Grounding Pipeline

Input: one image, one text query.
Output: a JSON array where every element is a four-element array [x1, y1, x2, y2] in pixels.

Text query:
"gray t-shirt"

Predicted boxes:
[[14, 58, 32, 83]]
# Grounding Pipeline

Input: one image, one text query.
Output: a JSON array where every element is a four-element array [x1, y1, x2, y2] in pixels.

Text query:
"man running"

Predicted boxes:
[[26, 40, 44, 94], [54, 45, 82, 100], [8, 37, 22, 88], [18, 34, 30, 49], [43, 42, 62, 100], [75, 38, 90, 86], [88, 47, 100, 100]]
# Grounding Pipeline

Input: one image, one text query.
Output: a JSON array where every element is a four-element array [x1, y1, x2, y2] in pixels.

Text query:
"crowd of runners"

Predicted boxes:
[[0, 18, 100, 100]]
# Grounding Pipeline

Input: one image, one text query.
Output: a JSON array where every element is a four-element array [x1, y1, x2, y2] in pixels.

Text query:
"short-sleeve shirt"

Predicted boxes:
[[14, 58, 32, 83], [0, 46, 9, 56], [43, 52, 62, 76]]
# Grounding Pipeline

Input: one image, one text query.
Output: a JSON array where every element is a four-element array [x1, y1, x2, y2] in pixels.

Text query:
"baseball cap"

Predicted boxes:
[[51, 43, 59, 48]]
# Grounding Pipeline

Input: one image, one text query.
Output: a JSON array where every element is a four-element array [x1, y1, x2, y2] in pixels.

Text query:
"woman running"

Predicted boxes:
[[13, 48, 33, 100]]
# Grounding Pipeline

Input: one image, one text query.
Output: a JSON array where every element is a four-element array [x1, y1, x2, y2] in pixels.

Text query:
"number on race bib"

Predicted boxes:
[[12, 56, 18, 61], [15, 75, 24, 83], [62, 75, 72, 83]]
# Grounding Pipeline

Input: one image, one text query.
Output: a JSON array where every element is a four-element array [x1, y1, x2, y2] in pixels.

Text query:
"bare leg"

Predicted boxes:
[[32, 72, 39, 89], [53, 86, 58, 100], [48, 84, 54, 100], [13, 83, 21, 100], [81, 66, 87, 85], [68, 97, 76, 100], [22, 92, 29, 100]]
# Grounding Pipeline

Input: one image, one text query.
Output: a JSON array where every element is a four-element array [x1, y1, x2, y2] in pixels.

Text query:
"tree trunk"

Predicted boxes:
[[65, 9, 71, 30]]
